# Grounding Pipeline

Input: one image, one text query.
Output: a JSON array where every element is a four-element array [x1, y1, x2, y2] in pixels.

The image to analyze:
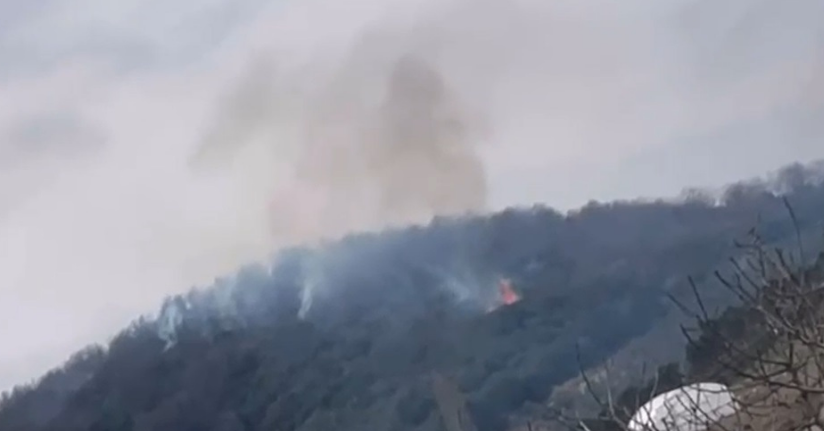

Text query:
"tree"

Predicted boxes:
[[558, 215, 824, 431]]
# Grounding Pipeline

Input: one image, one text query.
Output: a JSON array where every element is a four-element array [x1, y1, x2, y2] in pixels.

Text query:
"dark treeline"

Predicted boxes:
[[1, 161, 824, 431], [579, 234, 824, 431]]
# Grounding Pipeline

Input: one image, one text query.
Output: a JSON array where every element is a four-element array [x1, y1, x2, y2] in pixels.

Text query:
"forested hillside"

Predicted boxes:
[[1, 161, 823, 431]]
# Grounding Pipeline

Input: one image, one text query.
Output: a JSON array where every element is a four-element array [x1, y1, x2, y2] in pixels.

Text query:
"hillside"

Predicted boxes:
[[1, 161, 824, 431]]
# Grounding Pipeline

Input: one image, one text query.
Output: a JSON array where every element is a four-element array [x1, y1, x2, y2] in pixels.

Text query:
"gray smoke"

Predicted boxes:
[[191, 28, 488, 246], [4, 0, 824, 391]]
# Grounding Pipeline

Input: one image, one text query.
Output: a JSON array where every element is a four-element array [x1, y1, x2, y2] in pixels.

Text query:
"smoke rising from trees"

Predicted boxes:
[[191, 42, 488, 246], [2, 0, 824, 392]]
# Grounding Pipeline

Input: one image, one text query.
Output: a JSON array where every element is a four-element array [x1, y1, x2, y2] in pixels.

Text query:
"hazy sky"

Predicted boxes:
[[1, 0, 823, 391]]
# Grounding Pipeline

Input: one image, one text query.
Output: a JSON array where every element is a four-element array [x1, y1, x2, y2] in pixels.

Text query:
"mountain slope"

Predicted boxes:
[[1, 161, 824, 431]]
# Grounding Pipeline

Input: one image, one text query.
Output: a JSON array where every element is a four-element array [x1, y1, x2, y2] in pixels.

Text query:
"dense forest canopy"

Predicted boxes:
[[1, 160, 824, 431]]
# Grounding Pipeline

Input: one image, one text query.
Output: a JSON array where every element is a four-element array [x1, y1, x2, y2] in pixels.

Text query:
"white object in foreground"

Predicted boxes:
[[628, 382, 737, 431]]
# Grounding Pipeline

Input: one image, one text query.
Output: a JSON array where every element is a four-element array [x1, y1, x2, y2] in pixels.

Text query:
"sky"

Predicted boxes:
[[0, 0, 823, 391]]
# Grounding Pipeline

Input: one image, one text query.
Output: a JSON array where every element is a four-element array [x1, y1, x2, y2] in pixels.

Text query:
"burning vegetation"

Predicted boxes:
[[2, 162, 824, 431], [498, 278, 521, 306], [486, 278, 522, 313]]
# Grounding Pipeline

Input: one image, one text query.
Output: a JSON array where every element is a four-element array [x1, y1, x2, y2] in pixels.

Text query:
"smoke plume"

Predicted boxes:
[[192, 34, 488, 246], [3, 0, 824, 391]]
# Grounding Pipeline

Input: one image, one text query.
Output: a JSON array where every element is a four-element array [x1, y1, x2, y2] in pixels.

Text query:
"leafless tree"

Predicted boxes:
[[551, 200, 824, 431]]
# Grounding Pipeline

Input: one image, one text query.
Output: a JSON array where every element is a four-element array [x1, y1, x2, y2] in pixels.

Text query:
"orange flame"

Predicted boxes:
[[498, 278, 520, 306]]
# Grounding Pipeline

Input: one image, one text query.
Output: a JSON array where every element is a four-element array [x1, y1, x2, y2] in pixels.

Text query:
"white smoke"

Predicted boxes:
[[2, 0, 824, 390]]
